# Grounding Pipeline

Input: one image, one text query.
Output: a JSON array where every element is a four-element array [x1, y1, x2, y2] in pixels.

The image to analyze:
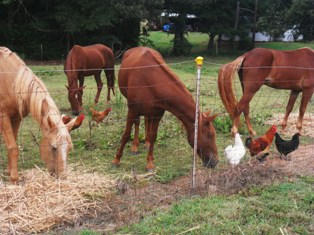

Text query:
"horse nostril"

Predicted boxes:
[[203, 157, 218, 168]]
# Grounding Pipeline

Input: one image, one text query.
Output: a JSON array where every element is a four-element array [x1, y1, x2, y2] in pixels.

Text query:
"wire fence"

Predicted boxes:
[[1, 58, 314, 233]]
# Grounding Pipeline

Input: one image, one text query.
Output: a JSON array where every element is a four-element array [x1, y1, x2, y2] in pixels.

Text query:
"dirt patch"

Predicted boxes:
[[266, 112, 314, 137], [52, 143, 314, 234]]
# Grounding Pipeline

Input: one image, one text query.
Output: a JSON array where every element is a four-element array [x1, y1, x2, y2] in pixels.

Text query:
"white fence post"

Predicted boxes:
[[192, 56, 203, 189]]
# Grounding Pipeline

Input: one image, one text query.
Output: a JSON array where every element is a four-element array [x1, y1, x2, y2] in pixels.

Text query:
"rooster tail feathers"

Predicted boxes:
[[245, 137, 252, 148]]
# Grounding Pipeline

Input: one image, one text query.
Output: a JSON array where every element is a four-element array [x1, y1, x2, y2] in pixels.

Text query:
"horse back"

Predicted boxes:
[[242, 48, 314, 90], [65, 44, 114, 76], [118, 47, 193, 112], [0, 48, 26, 115]]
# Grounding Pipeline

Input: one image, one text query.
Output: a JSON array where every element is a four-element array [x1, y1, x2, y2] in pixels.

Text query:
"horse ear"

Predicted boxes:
[[65, 116, 77, 132], [204, 113, 219, 123], [47, 116, 57, 131], [202, 111, 211, 117]]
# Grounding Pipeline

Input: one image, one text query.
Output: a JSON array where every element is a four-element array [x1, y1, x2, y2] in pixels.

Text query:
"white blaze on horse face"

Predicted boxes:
[[60, 141, 68, 163]]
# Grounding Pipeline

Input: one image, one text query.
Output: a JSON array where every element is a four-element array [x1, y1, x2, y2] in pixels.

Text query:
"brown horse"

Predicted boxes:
[[0, 47, 74, 183], [218, 47, 314, 136], [112, 47, 219, 170], [64, 44, 115, 115]]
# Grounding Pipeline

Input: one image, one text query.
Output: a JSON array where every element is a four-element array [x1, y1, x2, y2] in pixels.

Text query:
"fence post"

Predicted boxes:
[[192, 56, 203, 189]]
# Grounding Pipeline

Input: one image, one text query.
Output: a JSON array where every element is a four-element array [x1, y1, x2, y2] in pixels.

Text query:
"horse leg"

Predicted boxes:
[[105, 69, 115, 101], [232, 91, 259, 136], [281, 90, 299, 131], [296, 89, 314, 132], [94, 72, 103, 104], [131, 117, 140, 154], [112, 110, 137, 166], [78, 76, 84, 107], [1, 116, 21, 183], [145, 111, 165, 171], [243, 103, 256, 136], [144, 116, 150, 149]]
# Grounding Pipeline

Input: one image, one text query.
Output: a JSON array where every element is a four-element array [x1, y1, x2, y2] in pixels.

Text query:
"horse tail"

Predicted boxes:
[[217, 56, 244, 120], [104, 48, 116, 101]]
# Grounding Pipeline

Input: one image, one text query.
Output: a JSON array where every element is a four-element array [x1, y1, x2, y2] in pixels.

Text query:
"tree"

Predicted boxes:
[[163, 0, 194, 55], [258, 0, 314, 41], [257, 0, 293, 39], [0, 0, 164, 59], [195, 0, 247, 53], [285, 0, 314, 41]]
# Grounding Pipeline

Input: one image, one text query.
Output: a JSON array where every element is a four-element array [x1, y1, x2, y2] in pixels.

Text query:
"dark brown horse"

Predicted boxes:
[[112, 47, 219, 170], [218, 47, 314, 136], [64, 44, 115, 115]]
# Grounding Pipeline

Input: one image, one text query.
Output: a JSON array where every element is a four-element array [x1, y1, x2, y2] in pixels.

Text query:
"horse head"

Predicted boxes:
[[40, 116, 73, 179], [66, 85, 85, 115], [197, 111, 219, 168]]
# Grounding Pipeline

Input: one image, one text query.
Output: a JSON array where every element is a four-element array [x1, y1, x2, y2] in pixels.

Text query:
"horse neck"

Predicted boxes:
[[164, 93, 199, 145], [65, 52, 79, 85], [14, 67, 62, 133]]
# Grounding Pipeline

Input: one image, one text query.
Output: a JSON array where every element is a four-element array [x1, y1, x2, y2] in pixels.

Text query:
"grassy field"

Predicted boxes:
[[145, 30, 314, 56], [1, 36, 314, 234]]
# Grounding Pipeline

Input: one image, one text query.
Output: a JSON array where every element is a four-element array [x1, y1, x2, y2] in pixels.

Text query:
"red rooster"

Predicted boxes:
[[61, 113, 85, 132], [245, 125, 277, 161], [90, 107, 112, 124]]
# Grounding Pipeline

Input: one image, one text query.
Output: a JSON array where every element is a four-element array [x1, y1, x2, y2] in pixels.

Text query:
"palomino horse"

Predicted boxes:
[[218, 47, 314, 136], [64, 44, 115, 115], [0, 47, 74, 183], [112, 47, 219, 170]]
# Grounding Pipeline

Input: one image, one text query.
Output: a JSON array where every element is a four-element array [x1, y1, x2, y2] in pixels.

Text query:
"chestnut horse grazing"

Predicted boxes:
[[218, 47, 314, 136], [112, 47, 219, 170], [64, 44, 115, 115], [0, 47, 74, 183]]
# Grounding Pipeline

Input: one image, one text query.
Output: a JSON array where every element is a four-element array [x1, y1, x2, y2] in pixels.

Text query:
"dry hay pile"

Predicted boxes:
[[0, 166, 116, 234], [266, 112, 314, 137]]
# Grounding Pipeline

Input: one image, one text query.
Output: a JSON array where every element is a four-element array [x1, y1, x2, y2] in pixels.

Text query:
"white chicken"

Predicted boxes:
[[224, 133, 246, 166]]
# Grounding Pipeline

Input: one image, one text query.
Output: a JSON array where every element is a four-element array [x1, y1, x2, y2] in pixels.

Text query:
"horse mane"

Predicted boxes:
[[11, 57, 68, 137], [217, 56, 245, 119], [65, 46, 80, 87], [151, 50, 194, 101]]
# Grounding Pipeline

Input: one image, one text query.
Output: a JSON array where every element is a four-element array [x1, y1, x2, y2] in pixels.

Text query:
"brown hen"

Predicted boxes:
[[90, 107, 112, 124]]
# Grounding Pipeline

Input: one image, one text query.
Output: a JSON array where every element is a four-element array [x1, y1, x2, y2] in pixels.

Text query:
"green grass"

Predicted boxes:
[[2, 46, 313, 182], [118, 176, 314, 234], [146, 31, 314, 56], [146, 31, 209, 55], [1, 39, 314, 233]]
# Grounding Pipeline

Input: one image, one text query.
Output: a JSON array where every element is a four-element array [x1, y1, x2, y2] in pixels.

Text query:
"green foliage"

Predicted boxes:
[[213, 115, 233, 134]]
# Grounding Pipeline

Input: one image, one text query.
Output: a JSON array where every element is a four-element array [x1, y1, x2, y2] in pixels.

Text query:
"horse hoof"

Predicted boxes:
[[146, 168, 155, 173], [111, 163, 120, 168], [131, 151, 139, 155], [112, 159, 121, 168]]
